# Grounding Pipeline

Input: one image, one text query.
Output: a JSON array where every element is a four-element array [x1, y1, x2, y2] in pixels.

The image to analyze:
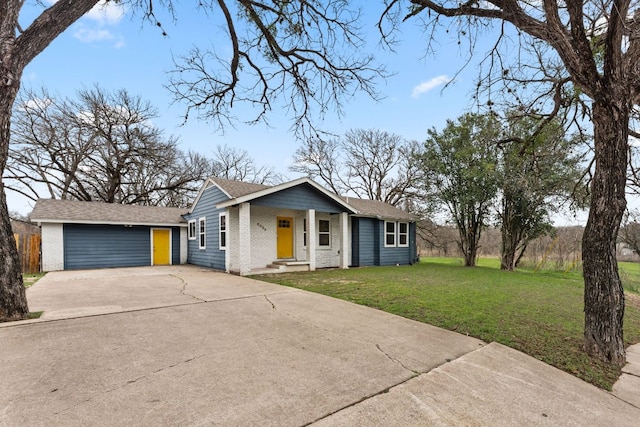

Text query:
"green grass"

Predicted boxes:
[[254, 257, 640, 390], [22, 273, 45, 288]]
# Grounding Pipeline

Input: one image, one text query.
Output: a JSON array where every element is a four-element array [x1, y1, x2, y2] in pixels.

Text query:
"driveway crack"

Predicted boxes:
[[171, 274, 206, 302], [375, 344, 419, 374], [264, 295, 276, 310], [54, 354, 206, 416]]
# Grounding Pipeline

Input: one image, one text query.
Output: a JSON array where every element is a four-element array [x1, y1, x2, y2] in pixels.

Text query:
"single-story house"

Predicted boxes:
[[31, 177, 418, 273], [184, 177, 417, 275]]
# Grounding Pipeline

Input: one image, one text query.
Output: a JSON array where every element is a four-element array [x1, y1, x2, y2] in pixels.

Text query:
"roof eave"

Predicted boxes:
[[350, 213, 417, 221], [33, 219, 187, 227]]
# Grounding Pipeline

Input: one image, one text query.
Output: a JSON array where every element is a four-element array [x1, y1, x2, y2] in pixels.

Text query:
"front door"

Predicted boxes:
[[152, 229, 171, 265], [276, 217, 294, 259]]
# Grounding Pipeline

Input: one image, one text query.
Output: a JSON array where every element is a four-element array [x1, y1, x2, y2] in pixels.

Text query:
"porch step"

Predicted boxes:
[[270, 260, 310, 267], [251, 260, 309, 274], [249, 266, 281, 274]]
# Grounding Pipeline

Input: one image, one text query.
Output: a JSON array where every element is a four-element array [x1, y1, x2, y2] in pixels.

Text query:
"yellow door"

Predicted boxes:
[[276, 217, 294, 259], [152, 229, 171, 265]]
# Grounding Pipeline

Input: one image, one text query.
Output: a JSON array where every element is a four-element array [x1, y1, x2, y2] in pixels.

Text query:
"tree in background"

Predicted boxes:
[[0, 0, 380, 321], [619, 210, 640, 257], [417, 113, 500, 267], [497, 116, 586, 271], [6, 87, 210, 208], [291, 128, 423, 208], [209, 144, 285, 185], [381, 0, 637, 367]]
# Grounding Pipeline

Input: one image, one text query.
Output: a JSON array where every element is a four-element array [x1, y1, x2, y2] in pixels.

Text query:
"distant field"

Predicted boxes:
[[254, 257, 640, 390]]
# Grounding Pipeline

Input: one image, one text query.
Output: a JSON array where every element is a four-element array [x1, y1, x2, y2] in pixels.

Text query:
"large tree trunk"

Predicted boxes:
[[0, 84, 28, 322], [500, 196, 517, 271], [582, 99, 628, 367]]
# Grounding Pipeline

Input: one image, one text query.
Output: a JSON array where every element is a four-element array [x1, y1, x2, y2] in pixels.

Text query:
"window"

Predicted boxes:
[[303, 218, 307, 247], [198, 217, 206, 249], [219, 213, 227, 250], [385, 221, 396, 247], [318, 219, 330, 247], [398, 222, 409, 247], [188, 220, 196, 240]]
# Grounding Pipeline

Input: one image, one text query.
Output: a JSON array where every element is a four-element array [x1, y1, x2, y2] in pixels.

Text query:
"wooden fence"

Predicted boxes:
[[13, 233, 41, 274]]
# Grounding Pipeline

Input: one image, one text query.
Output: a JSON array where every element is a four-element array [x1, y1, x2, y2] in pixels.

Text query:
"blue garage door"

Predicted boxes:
[[63, 224, 151, 270]]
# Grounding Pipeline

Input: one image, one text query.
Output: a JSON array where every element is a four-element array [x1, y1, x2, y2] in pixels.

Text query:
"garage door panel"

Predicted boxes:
[[64, 224, 151, 270]]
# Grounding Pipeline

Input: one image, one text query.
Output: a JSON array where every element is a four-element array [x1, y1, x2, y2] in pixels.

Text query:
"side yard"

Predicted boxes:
[[254, 257, 640, 390]]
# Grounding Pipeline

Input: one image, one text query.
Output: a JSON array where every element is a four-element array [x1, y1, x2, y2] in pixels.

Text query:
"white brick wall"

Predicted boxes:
[[41, 223, 64, 271], [315, 213, 341, 268]]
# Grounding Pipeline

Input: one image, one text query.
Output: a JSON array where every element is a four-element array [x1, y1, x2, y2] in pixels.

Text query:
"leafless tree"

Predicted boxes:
[[5, 87, 208, 207], [291, 129, 424, 208], [380, 0, 640, 366], [209, 144, 285, 185], [0, 0, 381, 321]]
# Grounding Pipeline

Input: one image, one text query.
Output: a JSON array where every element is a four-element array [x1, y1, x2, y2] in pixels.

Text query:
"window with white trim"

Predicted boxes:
[[385, 221, 396, 247], [398, 222, 409, 247], [198, 217, 206, 249], [318, 219, 330, 247], [303, 218, 307, 247], [188, 219, 196, 240], [219, 212, 227, 250]]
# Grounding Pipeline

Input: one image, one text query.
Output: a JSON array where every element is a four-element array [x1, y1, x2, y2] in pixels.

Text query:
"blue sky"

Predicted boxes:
[[10, 1, 585, 224]]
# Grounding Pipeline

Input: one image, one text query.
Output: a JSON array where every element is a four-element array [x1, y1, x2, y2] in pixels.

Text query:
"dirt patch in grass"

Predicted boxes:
[[627, 293, 640, 310]]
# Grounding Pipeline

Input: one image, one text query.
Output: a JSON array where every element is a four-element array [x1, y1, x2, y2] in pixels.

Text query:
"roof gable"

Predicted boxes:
[[216, 177, 358, 213]]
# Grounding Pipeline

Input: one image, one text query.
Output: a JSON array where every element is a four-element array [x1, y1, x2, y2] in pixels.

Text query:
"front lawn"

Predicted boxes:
[[254, 257, 640, 390]]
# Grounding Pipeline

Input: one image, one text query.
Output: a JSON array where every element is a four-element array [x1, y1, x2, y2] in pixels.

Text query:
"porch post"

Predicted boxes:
[[224, 208, 231, 273], [339, 211, 349, 269], [307, 209, 316, 271], [239, 202, 251, 275]]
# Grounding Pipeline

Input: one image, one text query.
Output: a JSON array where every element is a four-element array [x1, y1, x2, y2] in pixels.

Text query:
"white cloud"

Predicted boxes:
[[48, 0, 125, 46], [411, 75, 451, 99], [21, 97, 53, 111], [84, 0, 125, 26], [74, 26, 114, 43], [45, 0, 125, 25]]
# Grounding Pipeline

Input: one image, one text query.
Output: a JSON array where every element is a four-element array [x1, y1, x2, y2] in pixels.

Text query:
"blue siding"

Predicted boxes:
[[378, 220, 412, 266], [171, 227, 181, 265], [351, 217, 376, 266], [184, 185, 229, 270], [252, 184, 346, 213], [351, 218, 360, 266], [63, 224, 183, 270], [352, 218, 416, 267], [64, 224, 151, 269]]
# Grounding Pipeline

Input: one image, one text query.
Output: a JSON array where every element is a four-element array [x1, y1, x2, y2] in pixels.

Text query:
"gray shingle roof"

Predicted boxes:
[[342, 197, 416, 221], [31, 199, 188, 225], [211, 177, 270, 198]]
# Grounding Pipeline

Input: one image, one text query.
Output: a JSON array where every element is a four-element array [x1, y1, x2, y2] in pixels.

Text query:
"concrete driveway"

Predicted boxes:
[[1, 266, 639, 426]]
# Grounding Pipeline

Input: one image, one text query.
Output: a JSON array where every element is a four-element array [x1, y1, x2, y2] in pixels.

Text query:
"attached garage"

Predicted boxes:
[[31, 199, 188, 271]]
